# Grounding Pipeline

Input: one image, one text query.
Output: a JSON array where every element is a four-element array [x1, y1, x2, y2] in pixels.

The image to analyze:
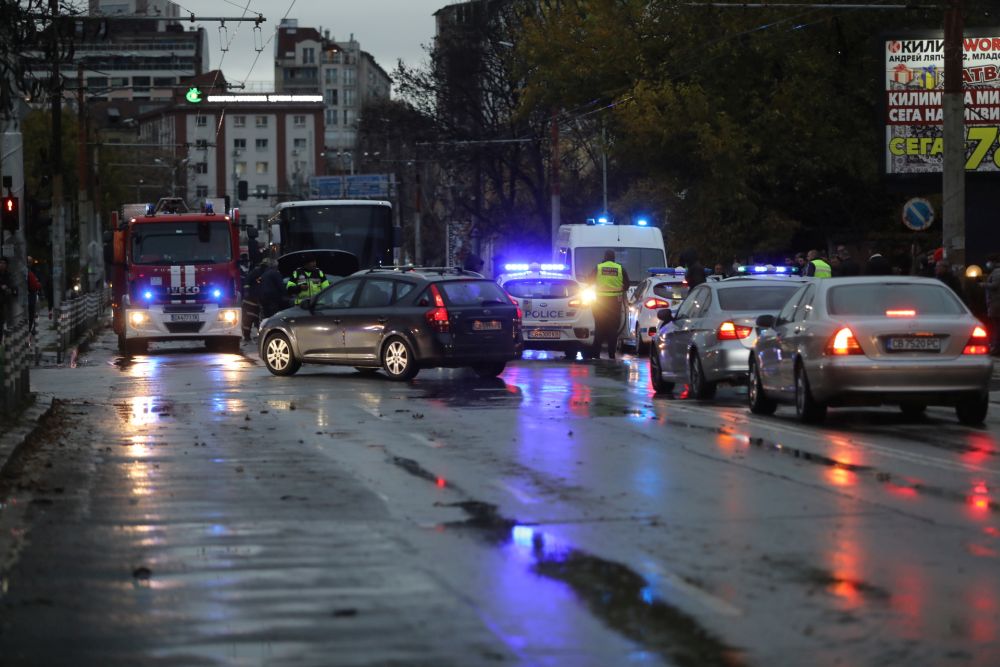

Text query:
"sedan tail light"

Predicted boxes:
[[827, 327, 862, 355], [424, 284, 450, 333], [644, 297, 670, 310], [963, 326, 989, 355], [507, 292, 522, 336], [717, 321, 752, 340]]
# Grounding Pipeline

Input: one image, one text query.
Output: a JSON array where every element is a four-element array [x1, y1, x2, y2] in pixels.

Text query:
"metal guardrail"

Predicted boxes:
[[56, 288, 112, 365], [0, 319, 30, 415]]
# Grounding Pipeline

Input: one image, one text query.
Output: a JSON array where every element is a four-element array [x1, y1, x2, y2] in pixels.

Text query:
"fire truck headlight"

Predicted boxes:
[[129, 311, 149, 326], [218, 309, 239, 324]]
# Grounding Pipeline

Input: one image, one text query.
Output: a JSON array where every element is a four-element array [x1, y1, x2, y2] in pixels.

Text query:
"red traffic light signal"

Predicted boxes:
[[1, 195, 18, 231]]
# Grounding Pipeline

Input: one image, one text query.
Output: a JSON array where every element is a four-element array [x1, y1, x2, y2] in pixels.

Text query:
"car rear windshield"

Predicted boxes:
[[438, 280, 511, 306], [716, 285, 802, 311], [827, 283, 965, 316], [504, 279, 578, 299], [653, 282, 687, 300]]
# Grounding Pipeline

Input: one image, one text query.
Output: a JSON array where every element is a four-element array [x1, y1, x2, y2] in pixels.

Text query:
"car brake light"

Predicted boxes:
[[964, 326, 989, 355], [644, 297, 670, 309], [885, 309, 916, 317], [828, 327, 862, 355], [717, 321, 752, 340], [424, 284, 450, 333], [507, 293, 522, 325]]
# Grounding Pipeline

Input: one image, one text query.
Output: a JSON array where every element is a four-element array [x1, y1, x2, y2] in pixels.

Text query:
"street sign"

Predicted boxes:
[[902, 197, 934, 231]]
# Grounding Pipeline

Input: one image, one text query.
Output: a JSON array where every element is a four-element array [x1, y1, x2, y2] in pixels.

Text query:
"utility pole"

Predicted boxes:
[[49, 0, 65, 310], [601, 122, 608, 218], [414, 164, 423, 265], [942, 0, 965, 265], [550, 108, 560, 261]]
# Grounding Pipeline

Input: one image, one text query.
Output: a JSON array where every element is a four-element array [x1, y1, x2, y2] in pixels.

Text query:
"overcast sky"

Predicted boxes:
[[189, 0, 447, 89]]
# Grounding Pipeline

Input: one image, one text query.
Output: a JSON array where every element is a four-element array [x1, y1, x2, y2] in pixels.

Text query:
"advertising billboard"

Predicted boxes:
[[885, 31, 1000, 175]]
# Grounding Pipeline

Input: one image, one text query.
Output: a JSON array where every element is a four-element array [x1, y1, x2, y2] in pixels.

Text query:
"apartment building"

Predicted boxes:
[[273, 19, 391, 172]]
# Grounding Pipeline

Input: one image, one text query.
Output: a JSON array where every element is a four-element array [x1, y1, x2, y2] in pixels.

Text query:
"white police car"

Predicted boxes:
[[622, 268, 690, 353], [497, 263, 596, 357]]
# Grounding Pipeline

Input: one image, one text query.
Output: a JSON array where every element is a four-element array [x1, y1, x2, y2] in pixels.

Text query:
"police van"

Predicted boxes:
[[497, 263, 596, 358], [555, 221, 667, 289]]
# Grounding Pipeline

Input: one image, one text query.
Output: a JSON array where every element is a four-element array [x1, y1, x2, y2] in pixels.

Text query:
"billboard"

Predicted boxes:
[[309, 174, 391, 198], [884, 32, 1000, 175]]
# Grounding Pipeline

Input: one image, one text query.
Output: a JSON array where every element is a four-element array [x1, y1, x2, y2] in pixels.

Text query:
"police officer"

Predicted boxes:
[[259, 259, 289, 318], [804, 249, 832, 278], [286, 254, 330, 306], [591, 249, 630, 360], [241, 259, 266, 342]]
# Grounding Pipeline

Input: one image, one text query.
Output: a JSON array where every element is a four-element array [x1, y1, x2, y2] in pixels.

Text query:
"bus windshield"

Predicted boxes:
[[131, 222, 232, 265], [280, 204, 393, 268], [573, 247, 666, 284]]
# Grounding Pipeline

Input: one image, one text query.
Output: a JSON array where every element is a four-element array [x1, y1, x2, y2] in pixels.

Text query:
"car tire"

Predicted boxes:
[[688, 351, 717, 400], [473, 362, 506, 378], [123, 337, 148, 355], [382, 336, 419, 381], [354, 366, 379, 375], [262, 332, 300, 376], [794, 363, 826, 424], [748, 357, 777, 416], [955, 394, 988, 426], [649, 347, 674, 395], [899, 402, 927, 419]]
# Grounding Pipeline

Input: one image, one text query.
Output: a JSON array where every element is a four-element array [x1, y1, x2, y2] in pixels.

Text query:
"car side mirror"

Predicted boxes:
[[656, 308, 673, 323], [756, 314, 776, 329]]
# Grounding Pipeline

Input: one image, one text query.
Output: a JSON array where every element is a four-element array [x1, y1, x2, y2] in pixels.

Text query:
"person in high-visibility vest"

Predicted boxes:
[[286, 255, 331, 305], [590, 249, 631, 360], [805, 249, 832, 278]]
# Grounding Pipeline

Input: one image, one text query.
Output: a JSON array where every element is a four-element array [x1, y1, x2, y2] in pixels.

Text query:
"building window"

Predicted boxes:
[[153, 76, 175, 87], [256, 138, 268, 151], [256, 185, 269, 197], [343, 109, 354, 126], [256, 214, 268, 229], [325, 68, 338, 85], [195, 139, 208, 150], [234, 138, 246, 150], [325, 109, 338, 125], [235, 161, 247, 176], [325, 89, 338, 106], [255, 115, 268, 128], [132, 76, 150, 92], [234, 116, 246, 127], [195, 185, 209, 198], [256, 162, 268, 174], [302, 47, 315, 64], [293, 115, 306, 128], [195, 162, 208, 174], [343, 89, 355, 106], [293, 138, 307, 149], [111, 76, 129, 88], [195, 116, 208, 127], [344, 68, 356, 85]]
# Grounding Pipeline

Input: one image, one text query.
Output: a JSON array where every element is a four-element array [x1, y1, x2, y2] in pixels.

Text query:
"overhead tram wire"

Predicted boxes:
[[205, 0, 256, 142], [239, 0, 298, 88]]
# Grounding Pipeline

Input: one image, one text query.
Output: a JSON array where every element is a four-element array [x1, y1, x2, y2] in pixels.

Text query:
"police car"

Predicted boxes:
[[497, 263, 596, 357], [622, 268, 691, 353]]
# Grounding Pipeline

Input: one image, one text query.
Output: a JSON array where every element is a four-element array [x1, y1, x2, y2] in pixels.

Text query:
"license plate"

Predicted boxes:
[[887, 336, 941, 351], [473, 320, 502, 331], [170, 314, 200, 322], [529, 329, 561, 339]]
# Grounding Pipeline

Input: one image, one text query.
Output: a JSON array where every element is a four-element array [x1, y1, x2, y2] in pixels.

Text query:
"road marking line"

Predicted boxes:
[[645, 562, 743, 617], [359, 405, 384, 420], [492, 479, 539, 505], [410, 433, 443, 448]]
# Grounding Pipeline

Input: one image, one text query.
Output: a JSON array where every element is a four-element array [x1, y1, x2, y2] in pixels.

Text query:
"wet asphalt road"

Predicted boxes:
[[1, 331, 999, 666]]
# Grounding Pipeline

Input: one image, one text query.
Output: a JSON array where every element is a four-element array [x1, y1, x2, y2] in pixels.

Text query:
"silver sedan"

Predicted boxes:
[[748, 276, 994, 425], [649, 277, 808, 398]]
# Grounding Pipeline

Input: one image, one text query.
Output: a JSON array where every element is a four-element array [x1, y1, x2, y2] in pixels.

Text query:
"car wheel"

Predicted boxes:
[[748, 357, 777, 416], [636, 325, 649, 355], [649, 347, 674, 395], [473, 362, 506, 378], [794, 363, 826, 424], [955, 394, 988, 426], [899, 402, 927, 419], [354, 366, 379, 375], [263, 332, 300, 376], [382, 336, 419, 381], [123, 337, 147, 355], [688, 352, 717, 400]]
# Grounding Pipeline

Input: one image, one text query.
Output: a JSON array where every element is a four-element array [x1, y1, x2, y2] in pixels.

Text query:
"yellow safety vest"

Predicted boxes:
[[287, 268, 330, 304], [810, 259, 832, 279], [596, 261, 624, 296]]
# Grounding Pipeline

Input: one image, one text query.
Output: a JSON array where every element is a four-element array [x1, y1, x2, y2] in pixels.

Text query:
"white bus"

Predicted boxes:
[[556, 223, 667, 285]]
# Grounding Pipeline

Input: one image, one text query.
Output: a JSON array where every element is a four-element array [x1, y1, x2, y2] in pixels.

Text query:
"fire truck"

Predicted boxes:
[[107, 197, 243, 354]]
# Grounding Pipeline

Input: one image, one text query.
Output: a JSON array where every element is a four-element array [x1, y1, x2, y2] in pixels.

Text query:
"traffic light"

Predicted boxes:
[[237, 180, 248, 201], [1, 195, 18, 231]]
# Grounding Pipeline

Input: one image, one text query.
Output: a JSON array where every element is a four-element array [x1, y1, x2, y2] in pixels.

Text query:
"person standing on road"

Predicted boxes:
[[25, 256, 41, 335], [804, 249, 832, 278], [984, 257, 1000, 356], [241, 259, 266, 342], [258, 259, 290, 318], [836, 245, 860, 276], [286, 254, 330, 306], [590, 249, 630, 360], [934, 260, 962, 298], [0, 257, 18, 343]]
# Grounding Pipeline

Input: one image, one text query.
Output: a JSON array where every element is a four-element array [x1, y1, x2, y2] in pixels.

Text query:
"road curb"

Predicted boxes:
[[0, 394, 56, 477]]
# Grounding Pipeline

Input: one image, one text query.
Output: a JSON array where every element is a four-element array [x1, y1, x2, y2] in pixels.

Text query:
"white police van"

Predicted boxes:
[[497, 263, 596, 358], [555, 221, 666, 289]]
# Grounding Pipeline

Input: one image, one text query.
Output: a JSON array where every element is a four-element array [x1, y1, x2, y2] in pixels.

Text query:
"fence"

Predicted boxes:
[[56, 288, 112, 364], [0, 319, 30, 415]]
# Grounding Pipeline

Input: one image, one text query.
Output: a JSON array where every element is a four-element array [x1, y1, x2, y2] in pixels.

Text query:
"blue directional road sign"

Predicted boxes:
[[902, 197, 935, 232]]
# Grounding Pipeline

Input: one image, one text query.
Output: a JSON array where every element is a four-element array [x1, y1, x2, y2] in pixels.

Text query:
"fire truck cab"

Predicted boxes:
[[108, 198, 243, 354]]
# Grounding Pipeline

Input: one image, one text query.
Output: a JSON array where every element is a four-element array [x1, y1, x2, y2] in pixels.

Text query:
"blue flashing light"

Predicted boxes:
[[597, 216, 609, 225], [753, 265, 768, 273], [143, 290, 154, 300], [539, 263, 566, 272], [647, 267, 682, 276], [144, 204, 156, 216], [775, 266, 788, 273], [212, 288, 222, 299], [737, 265, 790, 275], [636, 218, 649, 227], [504, 263, 530, 272], [204, 202, 214, 215]]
